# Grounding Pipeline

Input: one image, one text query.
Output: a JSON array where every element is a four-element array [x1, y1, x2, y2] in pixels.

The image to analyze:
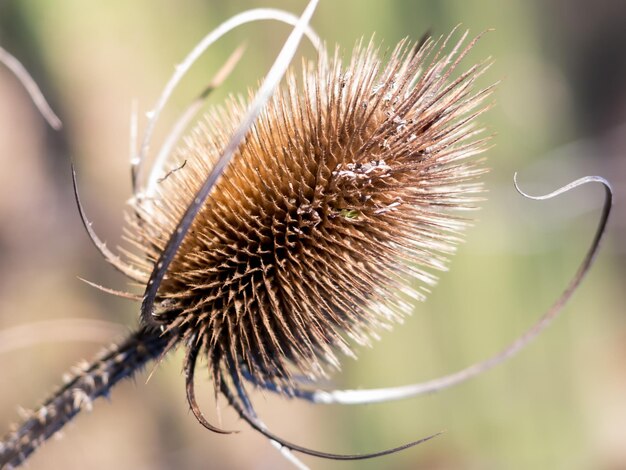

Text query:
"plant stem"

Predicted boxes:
[[0, 325, 173, 469]]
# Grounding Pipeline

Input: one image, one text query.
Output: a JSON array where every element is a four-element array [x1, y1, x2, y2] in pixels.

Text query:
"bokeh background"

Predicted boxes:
[[0, 0, 625, 469]]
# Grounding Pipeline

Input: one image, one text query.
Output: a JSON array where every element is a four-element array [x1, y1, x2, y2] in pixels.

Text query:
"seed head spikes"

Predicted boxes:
[[122, 0, 495, 458], [0, 0, 613, 467], [132, 31, 490, 389], [69, 0, 610, 464]]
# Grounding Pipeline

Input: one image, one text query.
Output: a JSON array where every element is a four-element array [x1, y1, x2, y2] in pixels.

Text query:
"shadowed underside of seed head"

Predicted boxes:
[[125, 33, 493, 394]]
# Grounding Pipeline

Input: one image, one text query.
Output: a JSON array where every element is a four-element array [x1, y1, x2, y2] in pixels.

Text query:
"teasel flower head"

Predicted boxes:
[[125, 30, 493, 396], [1, 1, 615, 465]]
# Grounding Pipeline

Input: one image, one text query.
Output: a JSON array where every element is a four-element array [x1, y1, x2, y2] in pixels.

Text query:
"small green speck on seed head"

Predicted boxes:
[[339, 208, 360, 219]]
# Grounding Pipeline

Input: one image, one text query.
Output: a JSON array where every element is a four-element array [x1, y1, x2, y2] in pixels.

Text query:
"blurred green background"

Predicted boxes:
[[0, 0, 624, 469]]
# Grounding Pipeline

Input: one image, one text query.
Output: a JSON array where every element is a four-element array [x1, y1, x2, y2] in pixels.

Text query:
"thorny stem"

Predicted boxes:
[[0, 326, 173, 469]]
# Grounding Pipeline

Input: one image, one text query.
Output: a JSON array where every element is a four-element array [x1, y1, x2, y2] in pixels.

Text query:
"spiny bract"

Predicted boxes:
[[127, 33, 492, 394]]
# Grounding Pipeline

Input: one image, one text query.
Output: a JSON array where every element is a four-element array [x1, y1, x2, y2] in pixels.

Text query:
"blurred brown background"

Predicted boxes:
[[0, 0, 625, 469]]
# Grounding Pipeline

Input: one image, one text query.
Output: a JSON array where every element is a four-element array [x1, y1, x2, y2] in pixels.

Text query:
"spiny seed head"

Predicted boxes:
[[127, 33, 492, 393]]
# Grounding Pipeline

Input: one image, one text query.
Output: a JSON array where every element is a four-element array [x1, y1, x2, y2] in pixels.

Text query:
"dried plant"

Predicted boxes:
[[0, 1, 612, 469]]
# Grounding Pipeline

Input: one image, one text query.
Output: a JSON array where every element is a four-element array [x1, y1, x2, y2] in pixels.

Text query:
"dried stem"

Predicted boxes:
[[0, 326, 172, 469], [0, 46, 62, 130]]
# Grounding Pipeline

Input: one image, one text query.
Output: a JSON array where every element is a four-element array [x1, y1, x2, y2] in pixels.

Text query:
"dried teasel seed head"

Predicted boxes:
[[126, 32, 493, 393]]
